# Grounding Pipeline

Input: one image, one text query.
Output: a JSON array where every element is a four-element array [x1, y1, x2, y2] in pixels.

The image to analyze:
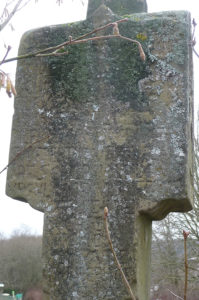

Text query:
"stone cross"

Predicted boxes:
[[6, 0, 193, 299]]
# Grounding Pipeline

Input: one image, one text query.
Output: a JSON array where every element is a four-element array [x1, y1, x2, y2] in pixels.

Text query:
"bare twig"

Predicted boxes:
[[104, 207, 136, 300], [73, 18, 128, 41], [168, 289, 184, 300], [2, 18, 145, 64], [193, 48, 199, 58], [191, 18, 199, 58], [0, 135, 50, 175], [37, 34, 145, 61], [183, 230, 190, 300], [0, 0, 24, 32], [14, 0, 32, 12], [0, 45, 12, 65]]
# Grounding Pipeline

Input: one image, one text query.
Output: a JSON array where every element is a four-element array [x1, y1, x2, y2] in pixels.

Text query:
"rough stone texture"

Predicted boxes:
[[6, 6, 193, 300], [87, 0, 148, 17]]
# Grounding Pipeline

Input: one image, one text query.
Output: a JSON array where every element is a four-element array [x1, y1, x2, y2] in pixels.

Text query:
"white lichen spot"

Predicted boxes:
[[67, 208, 72, 215], [91, 112, 95, 120], [72, 291, 78, 297], [64, 260, 68, 267], [46, 205, 53, 212], [85, 173, 91, 180], [157, 134, 166, 141], [98, 144, 103, 151], [60, 113, 69, 118], [38, 108, 44, 114], [151, 148, 161, 155], [46, 111, 53, 117], [56, 281, 59, 285], [54, 255, 59, 261], [72, 150, 79, 158], [80, 231, 84, 237], [126, 175, 132, 182], [85, 151, 92, 159], [99, 135, 105, 141], [152, 116, 161, 125], [175, 148, 185, 157], [93, 104, 99, 112]]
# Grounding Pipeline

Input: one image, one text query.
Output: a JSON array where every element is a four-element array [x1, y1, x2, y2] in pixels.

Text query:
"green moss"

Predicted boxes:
[[46, 21, 95, 103], [48, 44, 97, 103], [107, 37, 148, 108], [46, 18, 149, 108]]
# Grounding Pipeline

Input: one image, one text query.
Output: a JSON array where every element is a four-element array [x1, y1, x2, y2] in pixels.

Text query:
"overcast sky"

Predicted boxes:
[[0, 0, 198, 237]]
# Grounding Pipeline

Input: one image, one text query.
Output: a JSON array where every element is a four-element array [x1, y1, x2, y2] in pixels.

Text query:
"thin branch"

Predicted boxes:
[[183, 213, 198, 239], [193, 48, 199, 58], [2, 18, 127, 63], [73, 18, 128, 41], [0, 46, 12, 65], [2, 34, 145, 62], [37, 34, 145, 60], [191, 18, 199, 59], [2, 18, 145, 64], [183, 230, 190, 300], [14, 0, 32, 12], [104, 207, 136, 300], [0, 135, 50, 175], [168, 289, 184, 300], [0, 0, 24, 32]]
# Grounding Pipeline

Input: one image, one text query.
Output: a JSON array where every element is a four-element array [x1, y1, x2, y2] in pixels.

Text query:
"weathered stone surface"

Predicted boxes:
[[87, 0, 148, 17], [6, 7, 193, 300]]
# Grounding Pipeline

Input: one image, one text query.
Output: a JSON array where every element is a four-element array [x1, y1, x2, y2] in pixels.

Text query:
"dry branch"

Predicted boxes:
[[2, 18, 145, 64], [168, 289, 183, 300], [104, 207, 136, 300], [0, 0, 28, 32], [183, 230, 189, 300]]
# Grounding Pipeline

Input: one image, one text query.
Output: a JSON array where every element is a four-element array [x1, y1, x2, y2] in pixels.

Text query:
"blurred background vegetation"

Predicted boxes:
[[0, 227, 42, 295]]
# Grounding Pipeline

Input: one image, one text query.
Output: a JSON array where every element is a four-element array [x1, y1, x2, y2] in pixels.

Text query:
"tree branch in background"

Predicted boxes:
[[192, 18, 199, 58], [104, 207, 136, 300], [0, 0, 30, 32], [168, 289, 183, 300], [183, 230, 189, 300], [0, 45, 11, 65]]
